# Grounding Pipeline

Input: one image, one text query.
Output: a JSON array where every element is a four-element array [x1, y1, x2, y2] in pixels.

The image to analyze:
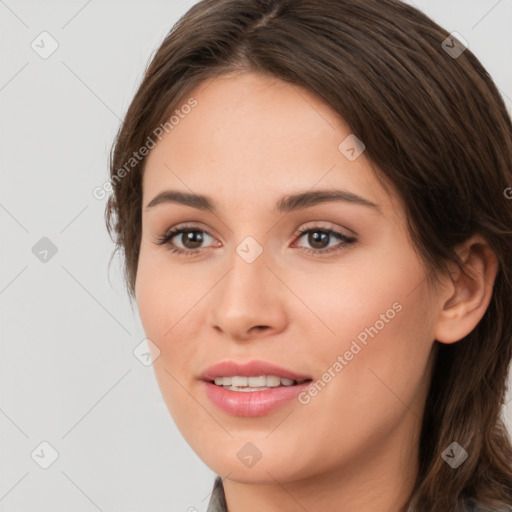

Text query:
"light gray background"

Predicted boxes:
[[1, 1, 511, 511]]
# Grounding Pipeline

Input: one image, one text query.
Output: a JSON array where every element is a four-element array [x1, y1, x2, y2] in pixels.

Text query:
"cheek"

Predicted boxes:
[[135, 246, 199, 342], [286, 285, 435, 475], [281, 247, 425, 349], [288, 251, 435, 412], [135, 250, 212, 395], [135, 255, 201, 425], [308, 274, 435, 433]]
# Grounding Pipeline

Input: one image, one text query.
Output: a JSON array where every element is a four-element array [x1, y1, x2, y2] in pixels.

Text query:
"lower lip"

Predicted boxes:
[[201, 380, 312, 417]]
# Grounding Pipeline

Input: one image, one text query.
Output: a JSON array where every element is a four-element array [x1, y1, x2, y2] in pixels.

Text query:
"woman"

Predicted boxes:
[[105, 0, 512, 510]]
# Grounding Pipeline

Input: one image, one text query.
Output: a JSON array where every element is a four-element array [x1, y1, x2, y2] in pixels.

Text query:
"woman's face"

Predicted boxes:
[[136, 71, 440, 484]]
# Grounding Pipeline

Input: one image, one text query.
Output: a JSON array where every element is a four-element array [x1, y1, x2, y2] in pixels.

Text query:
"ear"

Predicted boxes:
[[434, 235, 498, 344]]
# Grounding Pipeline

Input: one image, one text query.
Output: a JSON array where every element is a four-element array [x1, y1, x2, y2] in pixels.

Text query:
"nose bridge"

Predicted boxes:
[[220, 237, 269, 310], [208, 234, 286, 339]]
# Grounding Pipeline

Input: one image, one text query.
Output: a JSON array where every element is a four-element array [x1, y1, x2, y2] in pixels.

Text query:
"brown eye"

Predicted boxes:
[[293, 227, 357, 255], [177, 230, 205, 250], [155, 226, 217, 255], [306, 230, 331, 249]]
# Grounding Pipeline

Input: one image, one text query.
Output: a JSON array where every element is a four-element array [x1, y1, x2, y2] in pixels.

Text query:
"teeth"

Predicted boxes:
[[248, 376, 266, 387], [232, 376, 248, 387], [213, 375, 297, 388], [214, 376, 231, 385]]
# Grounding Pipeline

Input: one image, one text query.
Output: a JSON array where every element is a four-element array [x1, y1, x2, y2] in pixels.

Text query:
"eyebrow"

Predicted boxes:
[[145, 189, 381, 214]]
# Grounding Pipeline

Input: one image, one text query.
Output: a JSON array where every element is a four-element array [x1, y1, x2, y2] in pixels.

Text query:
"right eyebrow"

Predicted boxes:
[[145, 190, 215, 212]]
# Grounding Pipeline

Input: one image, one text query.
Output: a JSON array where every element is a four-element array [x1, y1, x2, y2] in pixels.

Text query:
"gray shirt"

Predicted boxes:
[[206, 476, 227, 512], [205, 475, 512, 512]]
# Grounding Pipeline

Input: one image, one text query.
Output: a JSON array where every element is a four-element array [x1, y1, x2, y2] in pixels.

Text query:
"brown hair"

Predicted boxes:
[[105, 0, 512, 509]]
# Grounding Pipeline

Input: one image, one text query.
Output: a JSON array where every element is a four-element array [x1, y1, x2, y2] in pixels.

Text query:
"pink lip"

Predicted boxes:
[[200, 380, 312, 417], [198, 359, 312, 382], [198, 360, 313, 417]]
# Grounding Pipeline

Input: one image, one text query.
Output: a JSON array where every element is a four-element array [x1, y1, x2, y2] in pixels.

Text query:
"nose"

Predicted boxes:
[[207, 244, 288, 342]]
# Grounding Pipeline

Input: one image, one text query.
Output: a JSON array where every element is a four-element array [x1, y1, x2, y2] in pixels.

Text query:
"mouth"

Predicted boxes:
[[198, 360, 314, 416]]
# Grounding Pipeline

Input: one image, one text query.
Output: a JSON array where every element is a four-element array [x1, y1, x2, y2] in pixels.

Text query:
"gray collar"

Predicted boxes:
[[206, 476, 227, 512]]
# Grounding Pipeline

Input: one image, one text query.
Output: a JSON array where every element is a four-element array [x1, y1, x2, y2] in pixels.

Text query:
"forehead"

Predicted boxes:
[[142, 72, 393, 215]]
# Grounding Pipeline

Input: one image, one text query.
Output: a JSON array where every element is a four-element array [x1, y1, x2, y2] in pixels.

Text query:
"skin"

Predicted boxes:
[[135, 71, 498, 512]]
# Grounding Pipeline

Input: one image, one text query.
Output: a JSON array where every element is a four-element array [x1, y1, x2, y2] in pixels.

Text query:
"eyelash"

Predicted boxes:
[[154, 223, 357, 257]]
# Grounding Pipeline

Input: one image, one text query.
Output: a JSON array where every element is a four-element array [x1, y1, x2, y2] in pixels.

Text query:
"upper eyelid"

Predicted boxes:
[[166, 220, 349, 236], [164, 222, 354, 246]]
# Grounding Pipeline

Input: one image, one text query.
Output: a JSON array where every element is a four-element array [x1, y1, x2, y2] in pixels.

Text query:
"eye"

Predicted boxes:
[[292, 226, 357, 255], [154, 224, 218, 256], [154, 223, 357, 256]]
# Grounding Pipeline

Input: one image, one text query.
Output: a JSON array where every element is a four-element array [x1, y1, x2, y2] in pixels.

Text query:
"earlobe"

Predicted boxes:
[[434, 236, 498, 344]]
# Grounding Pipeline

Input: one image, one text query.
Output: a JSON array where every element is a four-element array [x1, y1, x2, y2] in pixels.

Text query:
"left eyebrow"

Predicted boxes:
[[272, 189, 381, 214], [144, 188, 381, 214]]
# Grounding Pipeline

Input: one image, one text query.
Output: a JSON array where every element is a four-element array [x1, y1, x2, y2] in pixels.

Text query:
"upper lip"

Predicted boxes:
[[199, 360, 312, 383]]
